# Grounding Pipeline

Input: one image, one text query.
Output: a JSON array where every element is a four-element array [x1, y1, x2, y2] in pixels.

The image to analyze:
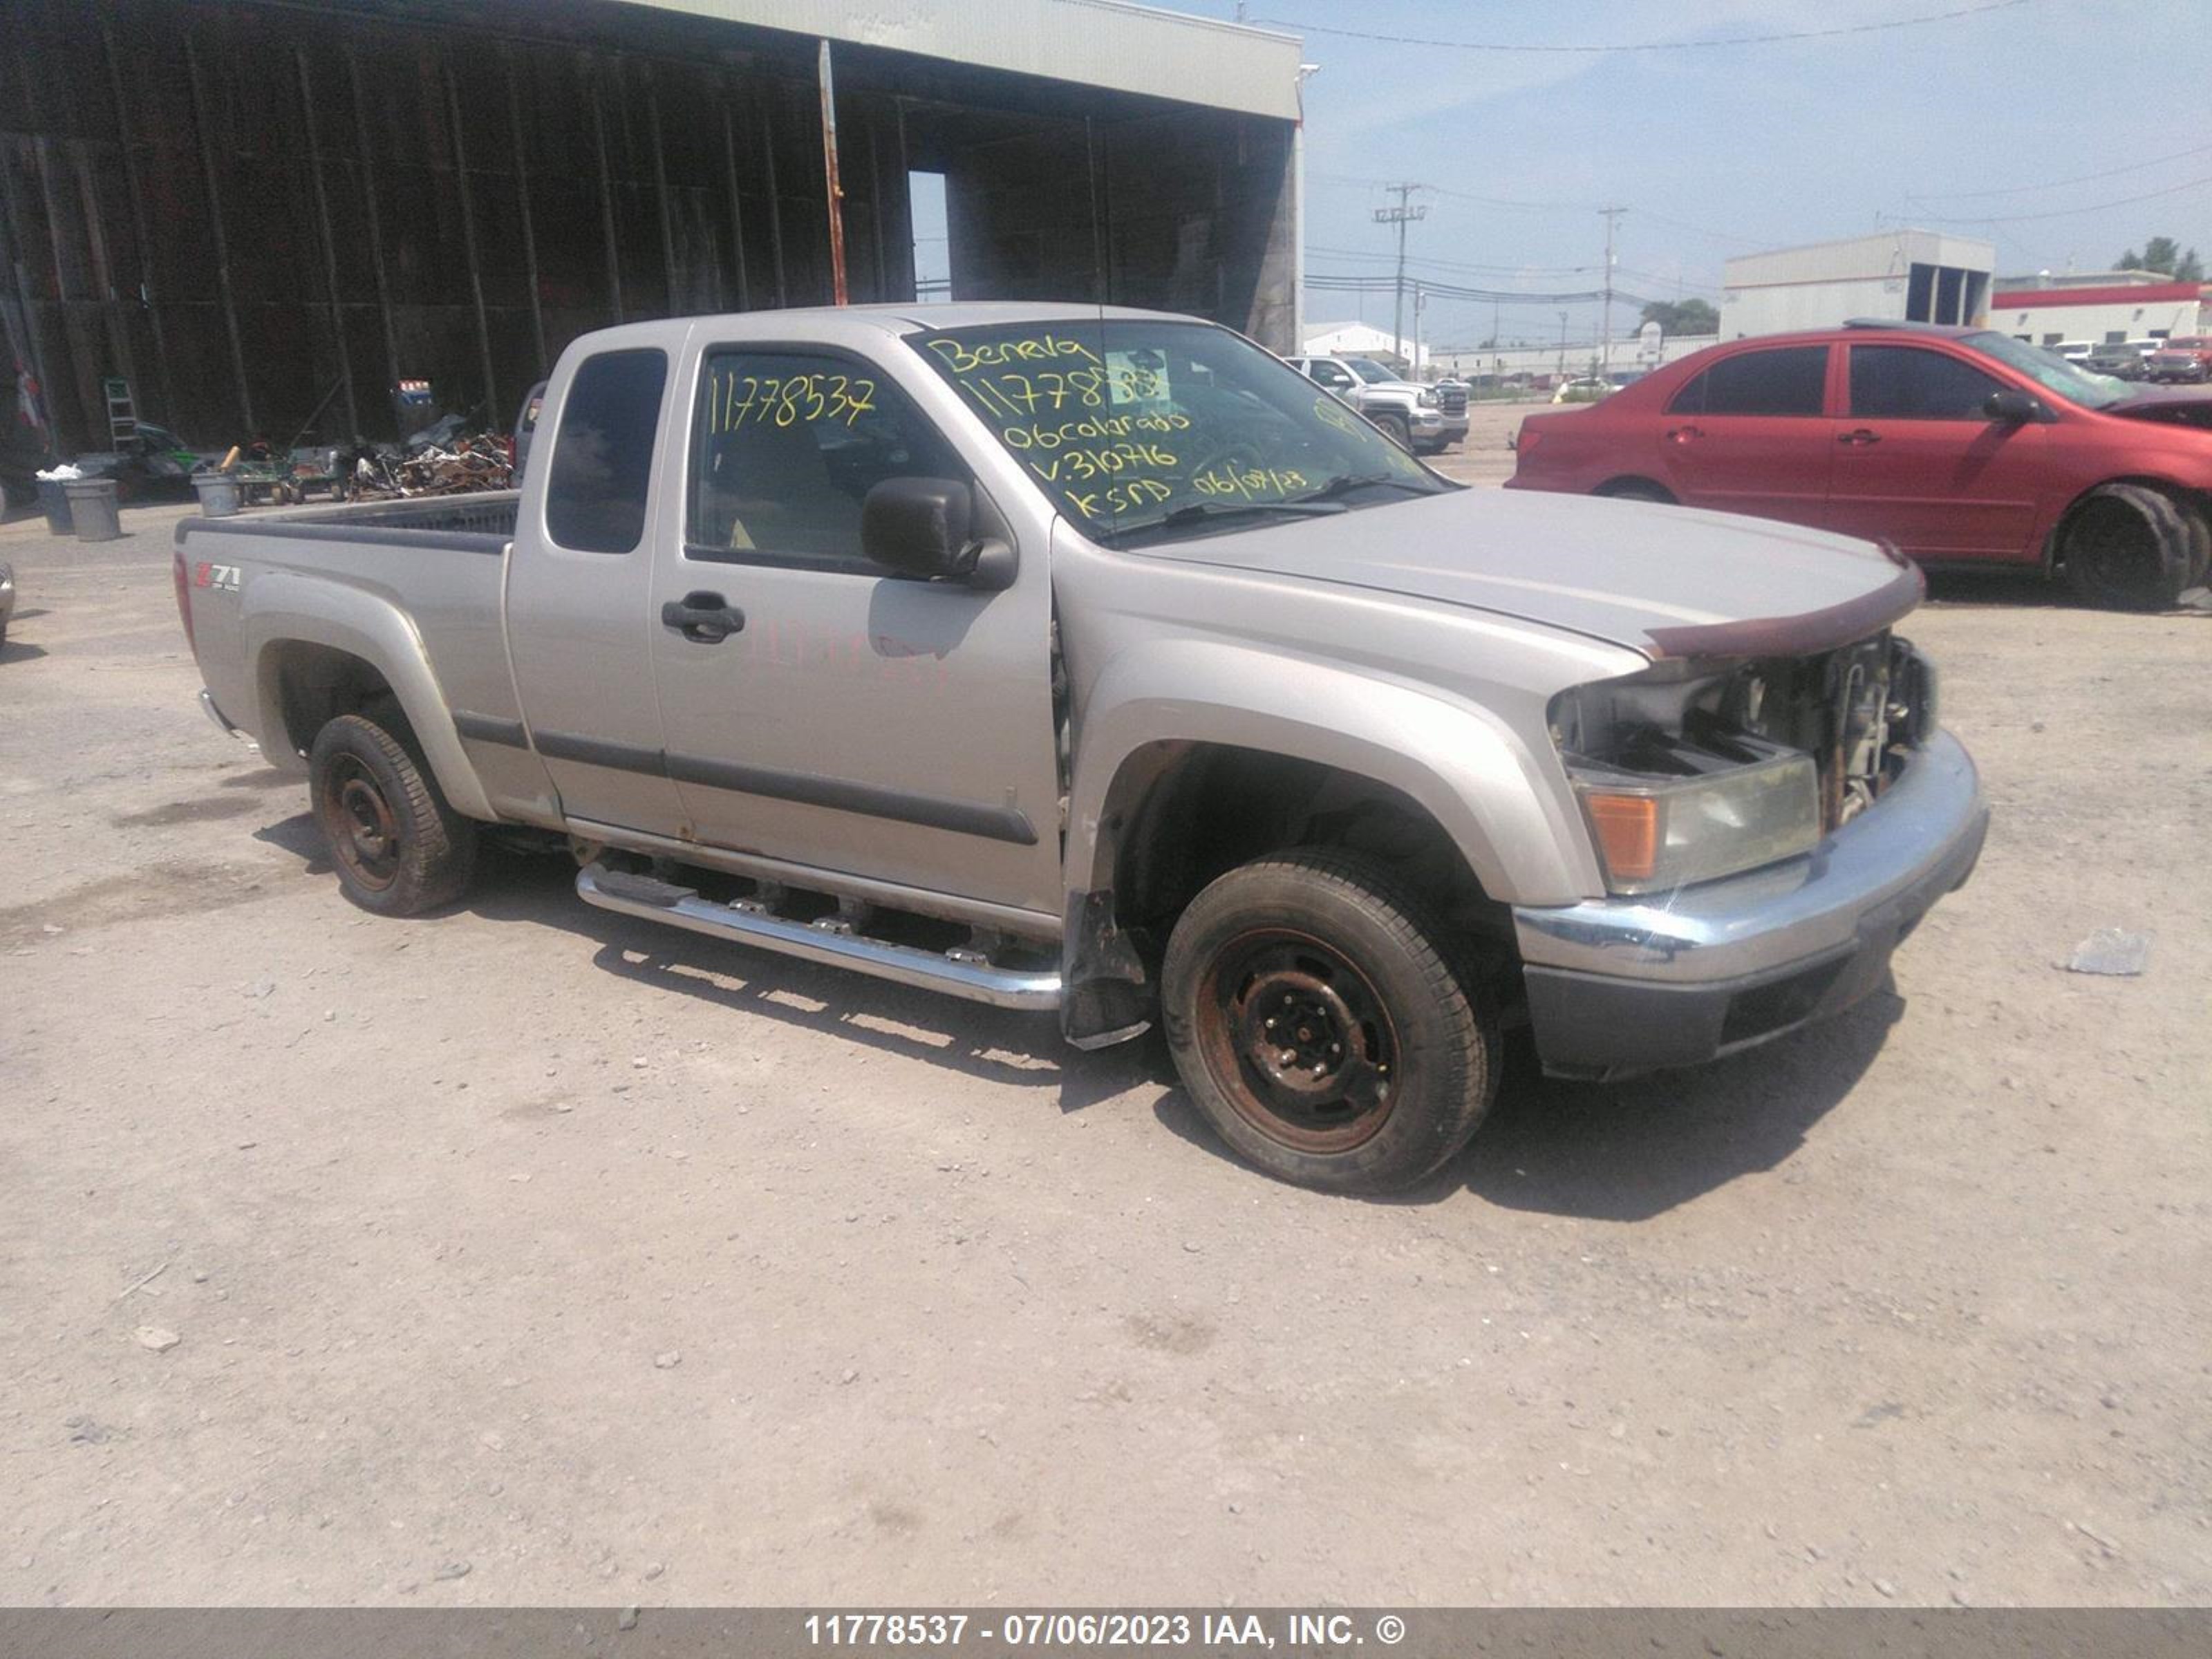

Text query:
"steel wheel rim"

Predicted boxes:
[[1193, 927, 1400, 1153], [320, 754, 402, 892]]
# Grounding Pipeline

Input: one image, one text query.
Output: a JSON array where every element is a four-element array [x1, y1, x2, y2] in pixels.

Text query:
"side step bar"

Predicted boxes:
[[576, 862, 1062, 1012]]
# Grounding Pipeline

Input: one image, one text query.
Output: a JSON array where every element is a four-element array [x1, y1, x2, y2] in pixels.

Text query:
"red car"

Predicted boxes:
[[1508, 321, 2212, 609], [2146, 336, 2212, 384]]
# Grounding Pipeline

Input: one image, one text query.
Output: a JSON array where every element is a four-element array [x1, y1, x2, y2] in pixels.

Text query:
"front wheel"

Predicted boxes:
[[2061, 483, 2197, 610], [1369, 411, 1413, 451], [309, 710, 478, 916], [1161, 850, 1499, 1193]]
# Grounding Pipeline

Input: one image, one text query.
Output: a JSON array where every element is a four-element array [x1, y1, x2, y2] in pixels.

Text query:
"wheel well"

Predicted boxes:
[[263, 641, 400, 759], [2047, 477, 2211, 571], [1107, 743, 1511, 966], [1594, 475, 1675, 503]]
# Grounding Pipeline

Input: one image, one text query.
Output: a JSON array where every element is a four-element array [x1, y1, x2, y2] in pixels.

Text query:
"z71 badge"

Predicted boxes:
[[193, 562, 240, 593]]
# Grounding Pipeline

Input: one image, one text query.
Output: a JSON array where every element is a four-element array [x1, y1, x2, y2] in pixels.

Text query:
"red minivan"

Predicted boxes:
[[1507, 321, 2212, 609]]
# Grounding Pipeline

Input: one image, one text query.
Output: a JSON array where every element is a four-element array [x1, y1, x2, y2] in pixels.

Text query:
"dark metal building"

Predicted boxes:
[[0, 0, 1302, 458]]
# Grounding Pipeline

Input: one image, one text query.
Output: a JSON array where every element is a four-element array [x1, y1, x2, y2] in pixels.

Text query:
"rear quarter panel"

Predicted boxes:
[[176, 512, 520, 822]]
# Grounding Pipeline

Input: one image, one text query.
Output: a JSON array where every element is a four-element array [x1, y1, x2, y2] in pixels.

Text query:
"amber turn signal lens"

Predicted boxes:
[[1582, 792, 1659, 884]]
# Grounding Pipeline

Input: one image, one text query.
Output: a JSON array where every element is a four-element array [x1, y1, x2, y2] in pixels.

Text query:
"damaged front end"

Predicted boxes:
[[1549, 630, 1938, 897]]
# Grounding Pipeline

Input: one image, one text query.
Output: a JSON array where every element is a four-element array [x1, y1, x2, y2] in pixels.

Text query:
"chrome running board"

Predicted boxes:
[[576, 862, 1062, 1012]]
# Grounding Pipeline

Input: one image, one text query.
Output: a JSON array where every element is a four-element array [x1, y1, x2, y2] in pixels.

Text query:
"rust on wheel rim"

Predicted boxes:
[[1193, 927, 1400, 1154], [319, 754, 401, 892]]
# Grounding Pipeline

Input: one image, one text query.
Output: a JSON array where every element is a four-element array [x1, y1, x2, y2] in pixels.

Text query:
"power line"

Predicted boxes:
[[1306, 272, 1665, 308], [1907, 141, 2212, 200], [1308, 243, 1600, 276], [1631, 210, 1769, 250], [1254, 1, 2029, 54], [1910, 171, 2212, 225], [1309, 173, 1601, 214]]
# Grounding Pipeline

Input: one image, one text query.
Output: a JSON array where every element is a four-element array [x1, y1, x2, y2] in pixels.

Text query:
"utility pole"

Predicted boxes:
[[1557, 310, 1568, 379], [1599, 205, 1626, 378], [1372, 182, 1427, 371], [1412, 281, 1427, 377]]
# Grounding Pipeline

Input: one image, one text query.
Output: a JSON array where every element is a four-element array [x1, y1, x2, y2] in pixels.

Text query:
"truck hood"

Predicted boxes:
[[1155, 487, 1922, 660]]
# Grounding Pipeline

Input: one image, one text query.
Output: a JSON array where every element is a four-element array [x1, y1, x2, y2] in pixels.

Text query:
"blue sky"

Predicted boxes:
[[1156, 0, 2212, 350]]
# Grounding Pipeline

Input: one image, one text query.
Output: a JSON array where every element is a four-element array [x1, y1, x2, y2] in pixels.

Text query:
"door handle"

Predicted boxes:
[[661, 590, 747, 644], [1665, 424, 1701, 442], [1838, 428, 1882, 446]]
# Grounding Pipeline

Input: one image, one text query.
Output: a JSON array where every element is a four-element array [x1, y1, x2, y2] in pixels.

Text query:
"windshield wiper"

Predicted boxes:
[[1091, 498, 1347, 543], [1295, 472, 1435, 504]]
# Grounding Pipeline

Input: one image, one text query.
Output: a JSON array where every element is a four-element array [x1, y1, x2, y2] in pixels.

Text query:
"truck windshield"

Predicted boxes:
[[1962, 330, 2128, 410], [910, 319, 1447, 547]]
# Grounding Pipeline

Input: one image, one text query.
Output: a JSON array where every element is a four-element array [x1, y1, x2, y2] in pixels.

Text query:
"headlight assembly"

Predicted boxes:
[[1571, 743, 1819, 894]]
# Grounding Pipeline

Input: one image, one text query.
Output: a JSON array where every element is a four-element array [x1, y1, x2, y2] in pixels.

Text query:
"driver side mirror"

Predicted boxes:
[[861, 477, 1014, 588], [1985, 388, 2043, 424]]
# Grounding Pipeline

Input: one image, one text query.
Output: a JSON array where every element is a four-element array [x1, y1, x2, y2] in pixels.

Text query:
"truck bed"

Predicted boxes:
[[176, 493, 529, 809]]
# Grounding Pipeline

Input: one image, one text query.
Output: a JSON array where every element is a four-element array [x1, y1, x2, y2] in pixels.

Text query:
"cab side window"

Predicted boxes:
[[1669, 346, 1828, 417], [1849, 346, 2004, 420], [1309, 361, 1356, 391], [544, 349, 668, 554], [688, 350, 965, 572]]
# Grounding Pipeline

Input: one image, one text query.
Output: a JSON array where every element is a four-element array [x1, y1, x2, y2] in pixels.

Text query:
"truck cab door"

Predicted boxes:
[[646, 338, 1062, 921], [505, 344, 688, 835]]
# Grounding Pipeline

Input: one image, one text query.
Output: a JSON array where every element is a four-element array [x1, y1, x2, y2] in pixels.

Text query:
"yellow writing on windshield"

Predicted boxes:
[[928, 329, 1358, 529], [926, 335, 1104, 375]]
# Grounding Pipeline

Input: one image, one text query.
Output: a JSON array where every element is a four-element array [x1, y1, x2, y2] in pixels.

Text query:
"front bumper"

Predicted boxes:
[[1511, 730, 1987, 1078]]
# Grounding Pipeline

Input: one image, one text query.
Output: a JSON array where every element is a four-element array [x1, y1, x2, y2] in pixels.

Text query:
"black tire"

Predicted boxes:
[[1160, 849, 1499, 1194], [1370, 411, 1413, 451], [2060, 482, 2196, 610], [308, 710, 477, 916], [1595, 478, 1675, 505], [2175, 500, 2211, 589]]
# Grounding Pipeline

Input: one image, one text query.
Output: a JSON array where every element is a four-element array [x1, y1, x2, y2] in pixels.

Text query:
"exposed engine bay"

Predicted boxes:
[[1550, 630, 1937, 833]]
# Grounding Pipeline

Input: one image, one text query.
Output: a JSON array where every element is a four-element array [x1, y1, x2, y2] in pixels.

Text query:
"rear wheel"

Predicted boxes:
[[1161, 850, 1499, 1194], [1595, 478, 1675, 505], [2061, 483, 2196, 610], [309, 709, 477, 916]]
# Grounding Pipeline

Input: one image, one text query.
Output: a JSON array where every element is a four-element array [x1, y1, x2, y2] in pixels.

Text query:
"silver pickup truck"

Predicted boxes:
[[176, 302, 1987, 1193]]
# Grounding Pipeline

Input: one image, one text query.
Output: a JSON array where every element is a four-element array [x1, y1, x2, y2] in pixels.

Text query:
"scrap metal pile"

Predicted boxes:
[[341, 417, 514, 500]]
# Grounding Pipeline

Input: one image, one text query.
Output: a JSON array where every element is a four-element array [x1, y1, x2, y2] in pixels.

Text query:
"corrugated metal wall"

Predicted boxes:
[[0, 0, 1295, 457]]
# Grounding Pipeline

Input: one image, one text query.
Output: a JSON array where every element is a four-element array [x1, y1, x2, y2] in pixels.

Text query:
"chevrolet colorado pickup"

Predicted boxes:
[[176, 303, 1987, 1193]]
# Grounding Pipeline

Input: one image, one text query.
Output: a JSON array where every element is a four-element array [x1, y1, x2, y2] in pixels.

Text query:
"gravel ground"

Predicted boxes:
[[0, 485, 2206, 1609]]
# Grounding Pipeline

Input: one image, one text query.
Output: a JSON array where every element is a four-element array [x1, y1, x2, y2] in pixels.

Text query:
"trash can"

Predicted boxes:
[[63, 477, 122, 543], [191, 471, 243, 518], [37, 478, 73, 535]]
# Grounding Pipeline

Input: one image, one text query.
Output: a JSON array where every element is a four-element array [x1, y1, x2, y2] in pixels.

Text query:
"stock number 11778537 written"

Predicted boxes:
[[803, 1612, 1216, 1645]]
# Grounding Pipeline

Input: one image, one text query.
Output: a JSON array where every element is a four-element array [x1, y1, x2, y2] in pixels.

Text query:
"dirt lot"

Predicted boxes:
[[1, 481, 2206, 1609]]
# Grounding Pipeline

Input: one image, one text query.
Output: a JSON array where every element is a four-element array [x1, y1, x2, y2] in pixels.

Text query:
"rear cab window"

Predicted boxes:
[[1669, 346, 1829, 417], [544, 349, 669, 554]]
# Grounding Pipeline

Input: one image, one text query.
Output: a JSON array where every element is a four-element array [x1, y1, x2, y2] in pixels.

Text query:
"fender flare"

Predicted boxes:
[[243, 572, 496, 823], [1066, 639, 1599, 912]]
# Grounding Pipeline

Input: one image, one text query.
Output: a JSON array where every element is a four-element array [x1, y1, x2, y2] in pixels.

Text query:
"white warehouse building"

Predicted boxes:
[[1723, 229, 1996, 339]]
